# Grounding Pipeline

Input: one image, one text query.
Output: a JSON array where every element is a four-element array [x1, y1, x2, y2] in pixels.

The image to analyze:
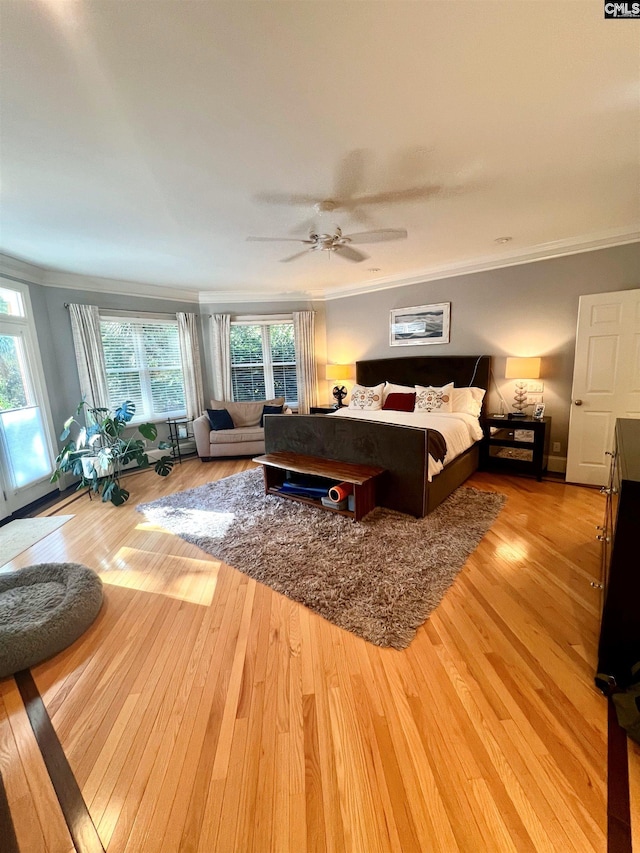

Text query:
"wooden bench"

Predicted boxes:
[[253, 452, 385, 521]]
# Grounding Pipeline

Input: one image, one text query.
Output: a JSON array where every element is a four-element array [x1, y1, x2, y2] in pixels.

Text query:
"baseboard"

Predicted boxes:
[[547, 455, 567, 474]]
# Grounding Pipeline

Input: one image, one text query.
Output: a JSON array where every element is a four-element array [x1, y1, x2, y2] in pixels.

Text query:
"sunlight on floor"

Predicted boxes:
[[496, 540, 530, 563], [98, 547, 221, 606], [136, 508, 237, 540]]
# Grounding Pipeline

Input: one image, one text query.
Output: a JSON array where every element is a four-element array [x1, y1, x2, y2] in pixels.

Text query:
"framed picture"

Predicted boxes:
[[177, 424, 188, 439], [533, 403, 545, 420], [390, 302, 450, 347]]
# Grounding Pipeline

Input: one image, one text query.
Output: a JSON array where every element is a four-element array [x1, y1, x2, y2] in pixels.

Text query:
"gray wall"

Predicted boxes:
[[324, 243, 640, 463]]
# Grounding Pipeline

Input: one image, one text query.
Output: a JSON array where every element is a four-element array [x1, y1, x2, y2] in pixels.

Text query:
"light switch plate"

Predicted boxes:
[[526, 380, 544, 393], [526, 393, 543, 404]]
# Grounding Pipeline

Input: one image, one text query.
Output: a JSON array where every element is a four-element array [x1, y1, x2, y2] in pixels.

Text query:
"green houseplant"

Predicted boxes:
[[51, 400, 174, 506]]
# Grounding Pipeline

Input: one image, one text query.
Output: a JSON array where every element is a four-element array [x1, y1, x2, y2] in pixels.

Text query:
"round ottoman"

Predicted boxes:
[[0, 562, 103, 678]]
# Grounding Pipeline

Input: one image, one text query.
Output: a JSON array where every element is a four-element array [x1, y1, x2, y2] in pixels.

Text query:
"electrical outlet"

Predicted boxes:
[[526, 393, 543, 404], [552, 441, 561, 453]]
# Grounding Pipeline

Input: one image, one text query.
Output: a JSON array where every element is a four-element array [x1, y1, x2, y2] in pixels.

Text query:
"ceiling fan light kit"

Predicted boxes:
[[247, 224, 408, 263]]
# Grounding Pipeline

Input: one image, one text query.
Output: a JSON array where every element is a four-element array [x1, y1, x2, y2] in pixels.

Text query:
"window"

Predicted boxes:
[[100, 318, 186, 420], [0, 279, 56, 516], [230, 321, 297, 404]]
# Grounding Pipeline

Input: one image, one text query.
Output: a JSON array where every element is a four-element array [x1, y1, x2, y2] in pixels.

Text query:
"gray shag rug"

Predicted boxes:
[[137, 469, 505, 649], [0, 562, 103, 678]]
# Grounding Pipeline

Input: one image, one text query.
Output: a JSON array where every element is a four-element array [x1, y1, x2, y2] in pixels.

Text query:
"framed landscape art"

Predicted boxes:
[[390, 302, 451, 347]]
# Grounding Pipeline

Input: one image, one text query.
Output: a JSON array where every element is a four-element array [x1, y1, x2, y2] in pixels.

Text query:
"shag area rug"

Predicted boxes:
[[0, 562, 103, 677], [137, 469, 505, 649]]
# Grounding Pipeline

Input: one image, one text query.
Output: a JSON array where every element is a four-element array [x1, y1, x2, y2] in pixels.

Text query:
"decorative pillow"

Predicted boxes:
[[382, 392, 416, 412], [348, 383, 384, 410], [260, 404, 284, 426], [415, 382, 454, 413], [382, 381, 415, 402], [207, 408, 234, 431], [209, 397, 285, 427], [452, 386, 486, 418]]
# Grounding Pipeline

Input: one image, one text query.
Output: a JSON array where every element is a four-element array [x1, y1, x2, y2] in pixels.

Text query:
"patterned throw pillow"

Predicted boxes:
[[348, 383, 384, 410], [415, 382, 454, 413]]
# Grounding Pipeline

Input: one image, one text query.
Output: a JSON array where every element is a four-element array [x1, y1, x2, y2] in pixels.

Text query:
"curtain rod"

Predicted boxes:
[[64, 302, 178, 317]]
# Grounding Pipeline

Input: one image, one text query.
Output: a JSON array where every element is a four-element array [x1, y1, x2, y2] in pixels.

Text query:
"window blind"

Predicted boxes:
[[230, 322, 297, 404], [100, 319, 186, 420]]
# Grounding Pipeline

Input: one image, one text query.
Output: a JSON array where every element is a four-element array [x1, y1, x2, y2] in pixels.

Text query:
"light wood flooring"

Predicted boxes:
[[1, 458, 638, 852]]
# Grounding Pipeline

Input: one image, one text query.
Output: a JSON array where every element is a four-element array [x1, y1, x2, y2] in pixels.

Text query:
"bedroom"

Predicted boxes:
[[1, 2, 640, 851]]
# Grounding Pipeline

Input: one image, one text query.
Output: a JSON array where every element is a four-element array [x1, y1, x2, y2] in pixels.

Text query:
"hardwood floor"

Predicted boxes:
[[0, 459, 633, 852]]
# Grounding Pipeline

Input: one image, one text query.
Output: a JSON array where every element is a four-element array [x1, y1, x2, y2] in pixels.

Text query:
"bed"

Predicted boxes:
[[263, 355, 490, 517]]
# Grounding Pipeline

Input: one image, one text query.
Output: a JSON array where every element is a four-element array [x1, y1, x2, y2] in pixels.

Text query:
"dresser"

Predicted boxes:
[[596, 418, 640, 689]]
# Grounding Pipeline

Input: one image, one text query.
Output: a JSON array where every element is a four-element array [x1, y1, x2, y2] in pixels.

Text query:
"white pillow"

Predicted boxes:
[[452, 386, 486, 418], [415, 382, 454, 413], [349, 383, 384, 410], [383, 381, 415, 402]]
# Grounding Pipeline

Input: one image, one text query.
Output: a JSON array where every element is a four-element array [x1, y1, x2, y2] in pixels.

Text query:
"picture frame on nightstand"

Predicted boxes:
[[533, 403, 545, 420]]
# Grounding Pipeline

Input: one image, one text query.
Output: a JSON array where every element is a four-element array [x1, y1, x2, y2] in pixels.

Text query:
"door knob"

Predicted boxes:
[[574, 399, 583, 406]]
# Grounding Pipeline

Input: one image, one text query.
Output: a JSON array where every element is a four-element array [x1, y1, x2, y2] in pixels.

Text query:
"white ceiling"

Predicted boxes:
[[1, 1, 639, 301]]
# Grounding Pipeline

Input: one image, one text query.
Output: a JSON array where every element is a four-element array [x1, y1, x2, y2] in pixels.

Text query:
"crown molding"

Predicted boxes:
[[3, 227, 638, 306], [198, 289, 321, 305], [318, 227, 640, 301], [0, 253, 47, 285], [41, 268, 200, 303]]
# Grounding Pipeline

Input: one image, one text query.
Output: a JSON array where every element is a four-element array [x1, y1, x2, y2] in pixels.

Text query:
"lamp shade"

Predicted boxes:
[[325, 363, 354, 381], [505, 357, 541, 380]]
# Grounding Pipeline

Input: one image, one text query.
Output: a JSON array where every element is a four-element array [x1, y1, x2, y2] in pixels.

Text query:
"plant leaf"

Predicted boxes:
[[138, 422, 158, 441], [115, 401, 136, 423], [154, 456, 175, 477]]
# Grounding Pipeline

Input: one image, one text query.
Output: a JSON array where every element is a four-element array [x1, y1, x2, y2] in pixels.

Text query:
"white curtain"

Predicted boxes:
[[68, 303, 109, 410], [210, 313, 232, 400], [293, 310, 318, 414], [177, 312, 205, 419]]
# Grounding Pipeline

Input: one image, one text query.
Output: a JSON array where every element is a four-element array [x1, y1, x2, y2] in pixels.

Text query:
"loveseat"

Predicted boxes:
[[193, 397, 287, 460]]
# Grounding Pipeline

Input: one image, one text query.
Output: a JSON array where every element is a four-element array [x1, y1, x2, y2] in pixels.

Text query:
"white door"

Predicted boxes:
[[566, 288, 640, 485], [0, 281, 56, 515]]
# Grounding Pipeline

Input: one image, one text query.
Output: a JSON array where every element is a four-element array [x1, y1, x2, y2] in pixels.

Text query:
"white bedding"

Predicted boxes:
[[327, 408, 484, 480]]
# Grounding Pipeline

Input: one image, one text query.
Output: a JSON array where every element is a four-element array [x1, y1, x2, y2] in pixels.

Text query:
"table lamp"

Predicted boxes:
[[505, 357, 541, 417], [325, 364, 354, 408]]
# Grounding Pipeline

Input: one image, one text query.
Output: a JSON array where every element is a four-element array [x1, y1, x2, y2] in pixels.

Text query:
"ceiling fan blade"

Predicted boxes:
[[247, 236, 312, 243], [335, 245, 368, 263], [254, 192, 322, 207], [351, 185, 441, 206], [345, 229, 408, 244], [280, 249, 313, 263], [333, 149, 369, 201]]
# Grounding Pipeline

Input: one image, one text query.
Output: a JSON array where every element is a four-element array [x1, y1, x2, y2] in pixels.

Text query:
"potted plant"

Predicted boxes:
[[51, 400, 174, 506]]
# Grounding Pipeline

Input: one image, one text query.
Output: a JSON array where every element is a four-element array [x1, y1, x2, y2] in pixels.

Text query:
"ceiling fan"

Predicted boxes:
[[247, 221, 408, 264]]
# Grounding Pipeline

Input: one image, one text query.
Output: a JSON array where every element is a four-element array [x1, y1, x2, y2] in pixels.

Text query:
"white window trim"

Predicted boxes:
[[0, 277, 58, 495]]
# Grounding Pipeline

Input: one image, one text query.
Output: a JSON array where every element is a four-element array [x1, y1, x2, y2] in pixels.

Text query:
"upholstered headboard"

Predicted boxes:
[[356, 355, 491, 413]]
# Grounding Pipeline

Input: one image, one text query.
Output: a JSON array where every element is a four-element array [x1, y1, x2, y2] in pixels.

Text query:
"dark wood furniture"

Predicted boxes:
[[264, 355, 490, 517], [310, 404, 338, 414], [481, 416, 550, 481], [596, 418, 640, 689], [166, 417, 196, 463], [253, 452, 384, 521]]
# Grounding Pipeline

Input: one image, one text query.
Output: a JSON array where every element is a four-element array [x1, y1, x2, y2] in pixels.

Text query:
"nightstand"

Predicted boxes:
[[310, 404, 338, 414], [481, 416, 551, 480]]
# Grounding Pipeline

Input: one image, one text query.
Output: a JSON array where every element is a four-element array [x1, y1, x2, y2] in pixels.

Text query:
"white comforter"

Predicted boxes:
[[327, 408, 484, 481]]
